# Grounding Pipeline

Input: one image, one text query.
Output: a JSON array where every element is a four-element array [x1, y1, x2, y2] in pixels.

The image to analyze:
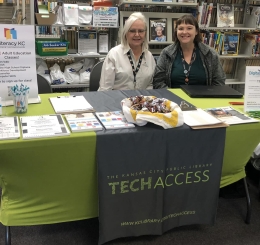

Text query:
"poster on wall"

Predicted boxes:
[[93, 7, 118, 28], [244, 66, 260, 112], [0, 24, 39, 105]]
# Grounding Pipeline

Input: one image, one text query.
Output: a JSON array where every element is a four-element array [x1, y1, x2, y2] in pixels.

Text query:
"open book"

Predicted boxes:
[[205, 107, 259, 125], [64, 113, 103, 132], [49, 95, 94, 114]]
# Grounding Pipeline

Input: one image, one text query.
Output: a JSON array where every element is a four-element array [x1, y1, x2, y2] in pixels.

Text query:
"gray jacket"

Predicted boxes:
[[153, 42, 226, 89]]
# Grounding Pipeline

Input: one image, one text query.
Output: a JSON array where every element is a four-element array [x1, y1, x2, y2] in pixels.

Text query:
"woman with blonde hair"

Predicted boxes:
[[98, 12, 156, 91]]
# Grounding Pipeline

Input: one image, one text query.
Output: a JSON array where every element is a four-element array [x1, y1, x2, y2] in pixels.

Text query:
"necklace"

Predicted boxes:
[[127, 50, 144, 86], [180, 47, 196, 84]]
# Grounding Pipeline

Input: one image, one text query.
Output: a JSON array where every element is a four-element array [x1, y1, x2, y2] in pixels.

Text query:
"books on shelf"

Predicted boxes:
[[0, 116, 20, 140], [204, 107, 259, 125], [149, 18, 167, 42], [198, 2, 213, 28], [20, 114, 70, 139], [64, 113, 103, 132], [217, 3, 234, 28], [222, 32, 240, 55], [95, 111, 135, 129], [49, 95, 95, 114]]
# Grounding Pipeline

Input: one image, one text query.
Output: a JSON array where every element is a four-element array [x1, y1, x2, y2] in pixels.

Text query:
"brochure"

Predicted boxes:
[[95, 111, 135, 130], [205, 107, 259, 125], [0, 116, 20, 140], [20, 114, 70, 139], [64, 113, 103, 132]]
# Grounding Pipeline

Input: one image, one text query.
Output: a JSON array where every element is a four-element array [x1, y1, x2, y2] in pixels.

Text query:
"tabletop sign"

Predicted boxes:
[[92, 7, 119, 28], [0, 24, 38, 105], [244, 66, 260, 112]]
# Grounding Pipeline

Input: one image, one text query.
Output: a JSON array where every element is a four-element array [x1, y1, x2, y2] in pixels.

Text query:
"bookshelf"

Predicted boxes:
[[117, 0, 260, 93], [1, 0, 259, 93]]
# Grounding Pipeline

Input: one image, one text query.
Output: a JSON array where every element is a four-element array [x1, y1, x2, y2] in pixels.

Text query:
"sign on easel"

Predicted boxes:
[[0, 24, 39, 105], [244, 66, 260, 112]]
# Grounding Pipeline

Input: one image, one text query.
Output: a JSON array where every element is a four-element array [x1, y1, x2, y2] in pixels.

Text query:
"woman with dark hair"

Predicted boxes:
[[153, 14, 225, 88]]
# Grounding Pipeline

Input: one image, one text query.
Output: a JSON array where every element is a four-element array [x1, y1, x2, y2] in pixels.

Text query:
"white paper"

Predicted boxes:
[[244, 66, 260, 112], [0, 116, 20, 140], [99, 33, 109, 53], [49, 95, 94, 114], [183, 108, 222, 127], [78, 31, 97, 54], [20, 114, 70, 139]]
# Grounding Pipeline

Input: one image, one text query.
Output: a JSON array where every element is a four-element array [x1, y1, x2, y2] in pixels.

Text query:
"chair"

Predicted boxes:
[[89, 61, 104, 91], [37, 74, 53, 94]]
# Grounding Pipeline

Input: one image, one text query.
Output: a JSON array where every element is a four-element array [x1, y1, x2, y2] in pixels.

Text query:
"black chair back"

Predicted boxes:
[[89, 61, 104, 91], [37, 74, 53, 94]]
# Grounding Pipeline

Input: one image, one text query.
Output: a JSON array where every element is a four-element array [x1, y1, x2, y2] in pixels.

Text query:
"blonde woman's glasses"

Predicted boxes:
[[128, 29, 146, 34]]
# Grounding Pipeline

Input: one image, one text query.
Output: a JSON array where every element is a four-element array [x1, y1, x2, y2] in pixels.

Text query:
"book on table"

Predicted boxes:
[[64, 113, 103, 132], [204, 107, 259, 125], [20, 114, 70, 139], [49, 95, 94, 114], [0, 116, 20, 140], [95, 111, 135, 129]]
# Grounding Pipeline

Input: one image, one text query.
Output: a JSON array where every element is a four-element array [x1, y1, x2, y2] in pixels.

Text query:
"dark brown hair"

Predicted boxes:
[[172, 14, 202, 43]]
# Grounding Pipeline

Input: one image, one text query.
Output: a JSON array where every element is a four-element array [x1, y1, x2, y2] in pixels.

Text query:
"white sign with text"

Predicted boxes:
[[244, 66, 260, 112], [0, 24, 39, 105]]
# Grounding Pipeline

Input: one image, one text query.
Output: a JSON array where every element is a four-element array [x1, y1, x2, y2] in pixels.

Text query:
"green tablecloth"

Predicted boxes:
[[0, 93, 98, 226], [171, 89, 260, 187], [0, 90, 259, 226]]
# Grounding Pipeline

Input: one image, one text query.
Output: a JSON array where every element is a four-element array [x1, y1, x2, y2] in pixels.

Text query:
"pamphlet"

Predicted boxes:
[[64, 113, 103, 132], [0, 116, 20, 140], [205, 107, 259, 125], [20, 114, 70, 139], [49, 95, 94, 114], [95, 111, 135, 129], [78, 30, 98, 54], [244, 66, 260, 112]]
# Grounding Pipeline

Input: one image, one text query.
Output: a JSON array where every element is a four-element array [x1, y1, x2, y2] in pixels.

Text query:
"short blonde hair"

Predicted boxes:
[[121, 12, 148, 50]]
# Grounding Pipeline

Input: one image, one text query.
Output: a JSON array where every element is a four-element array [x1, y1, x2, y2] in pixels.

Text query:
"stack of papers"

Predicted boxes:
[[183, 108, 226, 129], [20, 114, 70, 139], [64, 113, 103, 132], [0, 116, 20, 140], [49, 95, 94, 114], [96, 111, 135, 130], [205, 107, 259, 125]]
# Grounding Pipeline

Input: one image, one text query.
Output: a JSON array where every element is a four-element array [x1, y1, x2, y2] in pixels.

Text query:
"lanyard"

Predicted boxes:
[[180, 48, 196, 84], [127, 51, 144, 86]]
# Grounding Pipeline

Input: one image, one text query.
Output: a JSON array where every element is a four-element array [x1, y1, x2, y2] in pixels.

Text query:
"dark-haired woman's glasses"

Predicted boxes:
[[128, 29, 146, 34]]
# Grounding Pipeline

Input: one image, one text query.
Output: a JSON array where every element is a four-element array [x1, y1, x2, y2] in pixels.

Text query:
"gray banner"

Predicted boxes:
[[71, 89, 226, 244]]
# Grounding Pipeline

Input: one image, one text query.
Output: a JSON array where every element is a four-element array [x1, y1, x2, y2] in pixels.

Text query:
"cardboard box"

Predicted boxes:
[[35, 13, 57, 25]]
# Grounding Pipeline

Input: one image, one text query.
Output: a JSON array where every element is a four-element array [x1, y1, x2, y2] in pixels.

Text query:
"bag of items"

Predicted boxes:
[[121, 95, 184, 129]]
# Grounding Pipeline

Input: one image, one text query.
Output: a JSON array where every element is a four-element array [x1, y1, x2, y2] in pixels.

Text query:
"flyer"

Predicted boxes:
[[244, 66, 260, 112], [0, 24, 39, 104]]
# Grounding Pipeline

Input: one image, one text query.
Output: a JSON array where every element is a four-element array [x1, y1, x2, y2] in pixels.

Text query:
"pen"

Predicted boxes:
[[229, 102, 244, 105]]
